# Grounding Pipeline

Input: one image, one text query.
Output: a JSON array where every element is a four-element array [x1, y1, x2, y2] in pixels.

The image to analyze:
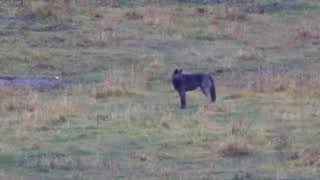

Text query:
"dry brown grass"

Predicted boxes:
[[0, 87, 35, 112], [94, 31, 135, 46], [249, 72, 299, 93], [0, 89, 81, 129], [236, 47, 261, 61], [138, 6, 176, 26], [18, 94, 81, 129], [128, 152, 148, 162], [26, 155, 116, 172], [0, 85, 14, 99], [75, 33, 92, 47], [75, 31, 135, 47], [0, 172, 21, 180], [222, 21, 248, 40], [307, 74, 320, 97], [231, 120, 243, 135], [76, 8, 136, 47], [217, 136, 252, 157], [211, 16, 294, 48], [209, 5, 248, 22], [92, 69, 148, 99], [98, 14, 120, 30], [247, 71, 320, 97], [196, 101, 233, 115]]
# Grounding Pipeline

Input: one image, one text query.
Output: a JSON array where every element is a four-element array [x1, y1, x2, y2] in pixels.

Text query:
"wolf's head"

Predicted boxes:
[[172, 68, 183, 80], [173, 68, 182, 75]]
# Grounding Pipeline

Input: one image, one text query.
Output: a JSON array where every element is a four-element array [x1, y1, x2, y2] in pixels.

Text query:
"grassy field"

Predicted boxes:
[[0, 0, 320, 179]]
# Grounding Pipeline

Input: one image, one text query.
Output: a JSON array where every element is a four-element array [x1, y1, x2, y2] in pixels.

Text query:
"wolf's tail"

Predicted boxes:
[[209, 76, 216, 102]]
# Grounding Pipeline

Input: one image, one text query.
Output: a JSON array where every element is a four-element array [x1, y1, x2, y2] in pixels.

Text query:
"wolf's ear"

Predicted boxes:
[[179, 69, 183, 73], [174, 69, 179, 74]]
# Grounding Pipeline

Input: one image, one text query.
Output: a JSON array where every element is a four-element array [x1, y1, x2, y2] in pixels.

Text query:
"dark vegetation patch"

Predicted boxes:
[[28, 36, 66, 48], [245, 1, 316, 14], [0, 14, 49, 26], [31, 23, 78, 32], [0, 30, 18, 36]]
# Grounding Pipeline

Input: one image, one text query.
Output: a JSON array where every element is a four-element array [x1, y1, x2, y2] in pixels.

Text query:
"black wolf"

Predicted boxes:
[[171, 69, 216, 109]]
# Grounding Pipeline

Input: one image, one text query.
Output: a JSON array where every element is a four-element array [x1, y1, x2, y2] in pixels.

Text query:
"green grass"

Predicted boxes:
[[0, 0, 320, 179]]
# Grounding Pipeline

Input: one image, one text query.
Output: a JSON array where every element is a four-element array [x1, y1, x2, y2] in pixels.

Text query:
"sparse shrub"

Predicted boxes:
[[274, 132, 290, 150], [231, 120, 243, 135], [193, 7, 209, 15], [125, 10, 143, 20], [128, 152, 148, 162], [94, 83, 126, 98], [75, 34, 92, 47], [236, 48, 261, 61], [32, 61, 57, 70], [217, 137, 252, 157], [222, 6, 248, 21], [290, 146, 320, 167], [88, 7, 104, 18], [296, 26, 320, 45], [161, 122, 170, 129]]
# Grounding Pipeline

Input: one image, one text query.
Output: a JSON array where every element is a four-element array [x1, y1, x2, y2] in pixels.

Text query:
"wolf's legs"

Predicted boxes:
[[179, 91, 186, 109], [210, 84, 216, 102]]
